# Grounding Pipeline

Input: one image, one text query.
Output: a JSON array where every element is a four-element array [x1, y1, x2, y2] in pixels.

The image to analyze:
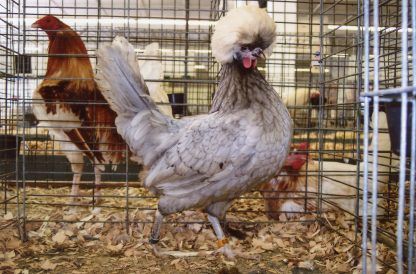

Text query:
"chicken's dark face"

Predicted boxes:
[[31, 15, 64, 37], [234, 45, 264, 69]]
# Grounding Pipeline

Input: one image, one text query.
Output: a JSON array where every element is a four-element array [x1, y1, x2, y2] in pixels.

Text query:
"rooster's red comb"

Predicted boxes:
[[283, 154, 307, 170], [292, 142, 309, 151]]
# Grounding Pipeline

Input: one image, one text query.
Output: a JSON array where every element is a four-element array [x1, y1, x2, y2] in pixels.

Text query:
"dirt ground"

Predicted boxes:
[[0, 186, 397, 274], [1, 224, 329, 274], [10, 247, 307, 274]]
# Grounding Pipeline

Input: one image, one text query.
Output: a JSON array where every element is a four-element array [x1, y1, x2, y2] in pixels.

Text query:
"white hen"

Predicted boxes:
[[320, 111, 397, 216], [261, 111, 397, 219]]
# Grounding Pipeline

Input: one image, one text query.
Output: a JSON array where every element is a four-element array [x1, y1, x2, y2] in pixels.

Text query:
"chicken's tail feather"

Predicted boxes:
[[96, 36, 176, 167], [96, 36, 159, 117]]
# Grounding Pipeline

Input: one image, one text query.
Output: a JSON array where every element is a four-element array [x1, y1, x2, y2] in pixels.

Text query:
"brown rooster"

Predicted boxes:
[[31, 15, 126, 204]]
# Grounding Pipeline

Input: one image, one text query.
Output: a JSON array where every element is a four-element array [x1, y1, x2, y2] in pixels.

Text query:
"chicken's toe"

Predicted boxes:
[[151, 244, 169, 258], [214, 245, 236, 261]]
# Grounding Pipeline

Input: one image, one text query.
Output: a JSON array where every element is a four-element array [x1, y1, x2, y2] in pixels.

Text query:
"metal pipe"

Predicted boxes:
[[370, 0, 381, 271], [407, 1, 416, 272], [361, 0, 371, 272], [397, 0, 409, 272]]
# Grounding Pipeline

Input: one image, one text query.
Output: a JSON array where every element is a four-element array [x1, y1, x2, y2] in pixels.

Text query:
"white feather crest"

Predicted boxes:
[[211, 5, 276, 64]]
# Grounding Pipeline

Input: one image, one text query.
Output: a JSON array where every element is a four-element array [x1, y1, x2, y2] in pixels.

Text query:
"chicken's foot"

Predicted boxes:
[[151, 244, 170, 258], [208, 214, 237, 260], [149, 209, 168, 257], [208, 214, 259, 261]]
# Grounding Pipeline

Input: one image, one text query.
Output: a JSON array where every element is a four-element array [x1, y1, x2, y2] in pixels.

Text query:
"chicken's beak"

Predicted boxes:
[[31, 21, 40, 28]]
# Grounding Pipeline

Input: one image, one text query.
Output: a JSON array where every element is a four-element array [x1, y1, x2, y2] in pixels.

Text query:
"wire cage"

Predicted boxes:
[[1, 0, 24, 235], [320, 0, 416, 272], [359, 0, 415, 273], [0, 0, 414, 273]]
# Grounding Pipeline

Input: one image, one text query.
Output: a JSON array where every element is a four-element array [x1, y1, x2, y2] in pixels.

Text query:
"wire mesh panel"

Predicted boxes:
[[320, 1, 415, 273], [0, 0, 24, 233], [321, 0, 415, 272], [18, 0, 224, 236], [359, 0, 416, 273]]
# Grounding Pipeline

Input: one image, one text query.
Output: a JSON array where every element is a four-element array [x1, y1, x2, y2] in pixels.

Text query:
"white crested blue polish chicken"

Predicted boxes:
[[96, 4, 292, 260]]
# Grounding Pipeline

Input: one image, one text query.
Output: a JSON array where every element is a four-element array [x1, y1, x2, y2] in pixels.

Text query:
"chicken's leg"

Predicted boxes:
[[150, 209, 166, 256], [150, 209, 163, 243], [66, 151, 84, 204], [70, 173, 81, 203], [93, 165, 103, 204], [207, 214, 236, 260], [208, 213, 258, 260]]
